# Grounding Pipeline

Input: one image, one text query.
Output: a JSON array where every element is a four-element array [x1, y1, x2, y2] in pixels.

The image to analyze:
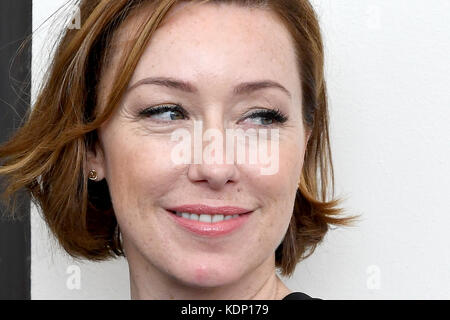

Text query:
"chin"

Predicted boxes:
[[171, 260, 245, 288]]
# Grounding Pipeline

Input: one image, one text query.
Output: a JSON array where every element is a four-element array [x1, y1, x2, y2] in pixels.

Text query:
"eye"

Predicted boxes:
[[242, 108, 288, 126], [138, 104, 188, 121]]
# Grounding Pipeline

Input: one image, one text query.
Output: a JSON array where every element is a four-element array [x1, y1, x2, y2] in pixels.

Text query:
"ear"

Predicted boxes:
[[86, 142, 106, 181]]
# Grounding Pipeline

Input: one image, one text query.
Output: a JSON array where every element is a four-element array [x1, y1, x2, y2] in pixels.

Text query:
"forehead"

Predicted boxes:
[[104, 1, 300, 101]]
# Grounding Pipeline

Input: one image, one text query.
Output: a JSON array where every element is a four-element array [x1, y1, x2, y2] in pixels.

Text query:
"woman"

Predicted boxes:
[[0, 0, 355, 299]]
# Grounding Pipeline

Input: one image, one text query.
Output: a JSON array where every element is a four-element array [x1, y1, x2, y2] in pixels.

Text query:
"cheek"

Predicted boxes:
[[251, 136, 304, 205], [247, 138, 304, 241], [102, 132, 183, 216]]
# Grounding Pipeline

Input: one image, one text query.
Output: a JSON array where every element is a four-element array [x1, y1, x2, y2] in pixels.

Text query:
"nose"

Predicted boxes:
[[187, 162, 239, 190], [187, 117, 240, 190]]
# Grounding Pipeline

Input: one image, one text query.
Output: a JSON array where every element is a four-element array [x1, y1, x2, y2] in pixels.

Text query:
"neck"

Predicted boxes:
[[126, 244, 291, 300]]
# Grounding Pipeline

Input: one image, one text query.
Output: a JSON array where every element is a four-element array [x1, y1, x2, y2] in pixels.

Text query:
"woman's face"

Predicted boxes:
[[89, 2, 309, 288]]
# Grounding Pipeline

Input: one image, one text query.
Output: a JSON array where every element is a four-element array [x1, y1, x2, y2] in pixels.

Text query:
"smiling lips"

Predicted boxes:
[[166, 204, 253, 237]]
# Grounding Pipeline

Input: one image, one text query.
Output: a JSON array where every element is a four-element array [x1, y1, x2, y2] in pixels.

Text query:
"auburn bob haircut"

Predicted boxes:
[[0, 0, 357, 276]]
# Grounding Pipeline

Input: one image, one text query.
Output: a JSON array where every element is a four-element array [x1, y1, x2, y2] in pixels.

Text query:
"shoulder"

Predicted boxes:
[[282, 292, 322, 300]]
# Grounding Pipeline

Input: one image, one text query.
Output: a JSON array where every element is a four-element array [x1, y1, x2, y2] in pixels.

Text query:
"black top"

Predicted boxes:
[[282, 292, 321, 300]]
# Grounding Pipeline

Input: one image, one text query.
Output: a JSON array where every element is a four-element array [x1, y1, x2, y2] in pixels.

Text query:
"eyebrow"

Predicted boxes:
[[126, 76, 292, 99]]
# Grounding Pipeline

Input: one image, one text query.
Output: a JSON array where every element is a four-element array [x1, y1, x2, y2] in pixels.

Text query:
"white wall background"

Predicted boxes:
[[31, 0, 450, 299]]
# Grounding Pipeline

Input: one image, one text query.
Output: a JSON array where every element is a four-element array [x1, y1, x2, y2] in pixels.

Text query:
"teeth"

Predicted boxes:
[[212, 214, 224, 223], [199, 214, 212, 223], [175, 212, 240, 223]]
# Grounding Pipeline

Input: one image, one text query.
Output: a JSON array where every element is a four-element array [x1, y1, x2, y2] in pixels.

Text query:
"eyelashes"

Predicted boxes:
[[137, 104, 289, 126], [244, 108, 288, 125], [138, 104, 188, 121]]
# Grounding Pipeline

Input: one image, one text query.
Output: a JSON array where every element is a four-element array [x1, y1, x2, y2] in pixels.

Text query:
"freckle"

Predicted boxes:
[[237, 188, 241, 193]]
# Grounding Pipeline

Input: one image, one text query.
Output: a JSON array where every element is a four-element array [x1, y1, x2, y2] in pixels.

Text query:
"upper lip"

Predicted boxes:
[[167, 204, 253, 216]]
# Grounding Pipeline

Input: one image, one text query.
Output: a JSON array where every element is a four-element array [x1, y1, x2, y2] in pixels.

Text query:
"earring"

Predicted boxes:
[[88, 169, 98, 181]]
